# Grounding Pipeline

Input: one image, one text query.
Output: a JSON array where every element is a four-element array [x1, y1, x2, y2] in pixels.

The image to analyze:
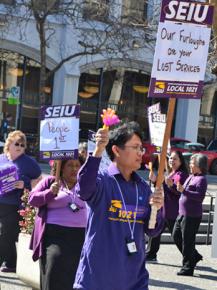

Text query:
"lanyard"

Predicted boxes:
[[62, 180, 75, 203], [113, 176, 138, 240]]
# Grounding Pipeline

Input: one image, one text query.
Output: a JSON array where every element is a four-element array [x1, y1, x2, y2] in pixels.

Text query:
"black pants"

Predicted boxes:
[[146, 218, 175, 258], [172, 215, 201, 270], [40, 224, 85, 290], [0, 203, 20, 268]]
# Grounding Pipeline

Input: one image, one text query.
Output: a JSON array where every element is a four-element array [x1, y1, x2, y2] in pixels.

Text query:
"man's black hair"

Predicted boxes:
[[106, 121, 143, 161]]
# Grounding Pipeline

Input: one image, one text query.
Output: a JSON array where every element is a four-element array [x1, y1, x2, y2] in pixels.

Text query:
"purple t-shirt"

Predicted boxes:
[[0, 154, 41, 205], [179, 174, 207, 217], [163, 170, 188, 220], [74, 156, 164, 290]]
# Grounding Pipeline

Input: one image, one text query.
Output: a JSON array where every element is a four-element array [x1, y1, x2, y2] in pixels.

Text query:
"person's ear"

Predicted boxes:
[[112, 145, 120, 158]]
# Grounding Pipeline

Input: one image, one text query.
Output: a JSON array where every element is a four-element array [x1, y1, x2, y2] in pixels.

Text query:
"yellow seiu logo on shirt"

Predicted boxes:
[[108, 199, 144, 224], [109, 200, 123, 213], [109, 200, 137, 220]]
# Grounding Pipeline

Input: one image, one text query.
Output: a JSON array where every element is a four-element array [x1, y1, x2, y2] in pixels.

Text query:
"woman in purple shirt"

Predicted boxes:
[[29, 157, 87, 290], [0, 130, 41, 273], [173, 153, 208, 276], [73, 122, 164, 290], [146, 151, 189, 261]]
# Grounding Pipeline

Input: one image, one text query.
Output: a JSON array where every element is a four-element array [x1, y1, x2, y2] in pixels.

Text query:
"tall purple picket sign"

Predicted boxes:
[[148, 0, 214, 100]]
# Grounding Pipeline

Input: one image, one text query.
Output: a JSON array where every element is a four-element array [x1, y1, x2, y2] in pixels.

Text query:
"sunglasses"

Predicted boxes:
[[14, 142, 25, 148]]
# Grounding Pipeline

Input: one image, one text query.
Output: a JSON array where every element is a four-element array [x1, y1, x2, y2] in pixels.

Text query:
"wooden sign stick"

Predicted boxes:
[[55, 160, 62, 182], [149, 98, 176, 229]]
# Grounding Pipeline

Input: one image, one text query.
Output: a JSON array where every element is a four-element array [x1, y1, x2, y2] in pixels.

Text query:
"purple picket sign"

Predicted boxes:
[[0, 164, 18, 196]]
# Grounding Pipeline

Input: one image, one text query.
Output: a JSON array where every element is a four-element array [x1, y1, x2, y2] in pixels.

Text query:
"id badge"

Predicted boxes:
[[69, 202, 80, 212], [126, 238, 137, 255]]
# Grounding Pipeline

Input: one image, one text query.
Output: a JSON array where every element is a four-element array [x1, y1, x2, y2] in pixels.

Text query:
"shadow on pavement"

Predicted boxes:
[[196, 266, 217, 274], [0, 275, 18, 280], [148, 262, 180, 268], [149, 279, 205, 290]]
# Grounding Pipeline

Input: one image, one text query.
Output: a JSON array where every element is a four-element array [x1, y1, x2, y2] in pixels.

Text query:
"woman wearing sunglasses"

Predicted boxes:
[[0, 130, 42, 273]]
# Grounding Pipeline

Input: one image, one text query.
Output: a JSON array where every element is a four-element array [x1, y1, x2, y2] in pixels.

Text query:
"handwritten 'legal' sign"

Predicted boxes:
[[40, 104, 80, 160]]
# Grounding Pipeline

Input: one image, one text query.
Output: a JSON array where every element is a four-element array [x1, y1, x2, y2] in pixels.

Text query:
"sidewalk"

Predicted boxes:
[[0, 244, 216, 289], [147, 244, 217, 290]]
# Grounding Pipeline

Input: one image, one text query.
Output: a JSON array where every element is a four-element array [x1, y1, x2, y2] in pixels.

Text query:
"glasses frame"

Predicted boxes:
[[121, 145, 145, 154]]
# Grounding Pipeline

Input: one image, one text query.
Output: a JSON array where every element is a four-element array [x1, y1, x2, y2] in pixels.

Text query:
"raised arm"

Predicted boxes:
[[75, 128, 109, 201]]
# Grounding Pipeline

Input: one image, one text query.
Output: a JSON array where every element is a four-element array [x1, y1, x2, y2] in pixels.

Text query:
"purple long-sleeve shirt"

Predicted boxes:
[[28, 176, 87, 261], [179, 174, 207, 217], [163, 170, 188, 220], [73, 156, 164, 290]]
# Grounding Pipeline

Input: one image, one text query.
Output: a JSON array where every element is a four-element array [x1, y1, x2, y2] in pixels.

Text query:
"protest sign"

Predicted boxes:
[[147, 0, 214, 229], [0, 163, 18, 195], [40, 104, 80, 160], [148, 103, 168, 152], [148, 0, 214, 99]]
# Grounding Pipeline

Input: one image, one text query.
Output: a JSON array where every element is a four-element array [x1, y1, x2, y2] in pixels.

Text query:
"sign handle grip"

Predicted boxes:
[[149, 98, 176, 229], [55, 160, 62, 182]]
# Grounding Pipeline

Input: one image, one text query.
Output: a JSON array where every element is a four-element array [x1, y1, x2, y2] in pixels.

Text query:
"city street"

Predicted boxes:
[[0, 163, 216, 289]]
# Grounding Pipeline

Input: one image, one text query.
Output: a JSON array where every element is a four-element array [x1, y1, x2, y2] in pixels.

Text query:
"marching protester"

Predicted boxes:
[[173, 153, 208, 276], [146, 151, 189, 261], [78, 142, 88, 160], [29, 157, 87, 290], [0, 130, 41, 272], [73, 122, 164, 290]]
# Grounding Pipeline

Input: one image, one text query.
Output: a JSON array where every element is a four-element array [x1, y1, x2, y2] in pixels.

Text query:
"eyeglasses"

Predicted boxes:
[[14, 142, 25, 148], [122, 145, 145, 153]]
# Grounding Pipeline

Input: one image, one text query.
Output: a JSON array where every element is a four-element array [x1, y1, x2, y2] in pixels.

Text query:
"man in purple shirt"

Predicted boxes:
[[74, 122, 164, 290]]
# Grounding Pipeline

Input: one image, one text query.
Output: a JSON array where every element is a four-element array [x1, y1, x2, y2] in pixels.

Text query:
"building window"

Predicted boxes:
[[83, 0, 109, 22], [122, 0, 148, 25], [0, 50, 53, 137], [0, 0, 14, 5]]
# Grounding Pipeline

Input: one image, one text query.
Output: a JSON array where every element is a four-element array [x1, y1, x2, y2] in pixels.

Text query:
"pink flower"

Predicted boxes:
[[19, 210, 26, 217], [49, 160, 54, 167]]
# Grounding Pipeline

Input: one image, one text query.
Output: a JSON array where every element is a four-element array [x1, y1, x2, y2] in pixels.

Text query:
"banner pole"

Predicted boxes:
[[149, 97, 176, 229]]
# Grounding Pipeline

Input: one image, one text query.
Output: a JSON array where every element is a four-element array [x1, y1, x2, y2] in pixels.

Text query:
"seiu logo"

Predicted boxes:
[[164, 1, 212, 24]]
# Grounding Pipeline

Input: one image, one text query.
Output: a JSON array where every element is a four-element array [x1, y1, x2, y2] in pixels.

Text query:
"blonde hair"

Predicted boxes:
[[4, 130, 27, 154]]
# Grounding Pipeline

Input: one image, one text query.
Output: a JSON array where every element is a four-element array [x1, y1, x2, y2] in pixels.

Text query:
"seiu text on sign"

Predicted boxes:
[[160, 0, 214, 26]]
